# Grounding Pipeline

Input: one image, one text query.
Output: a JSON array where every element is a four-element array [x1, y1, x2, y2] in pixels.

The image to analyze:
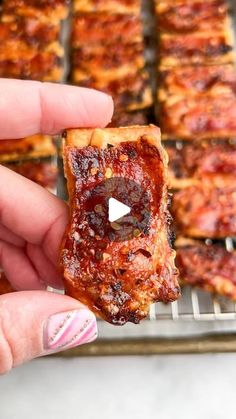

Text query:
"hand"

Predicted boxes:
[[0, 79, 113, 374]]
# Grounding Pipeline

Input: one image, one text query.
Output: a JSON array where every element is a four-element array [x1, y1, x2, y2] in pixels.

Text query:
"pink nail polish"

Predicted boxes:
[[44, 309, 97, 351]]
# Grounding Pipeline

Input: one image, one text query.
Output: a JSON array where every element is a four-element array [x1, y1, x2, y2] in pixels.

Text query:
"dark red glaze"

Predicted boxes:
[[72, 13, 142, 46], [157, 0, 227, 33], [176, 243, 236, 300], [61, 137, 179, 325], [6, 161, 58, 189], [160, 65, 236, 96], [0, 138, 34, 154], [108, 111, 148, 127], [172, 185, 236, 238]]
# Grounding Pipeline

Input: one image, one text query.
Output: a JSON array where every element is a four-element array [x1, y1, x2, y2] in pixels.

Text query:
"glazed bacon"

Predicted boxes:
[[108, 111, 148, 127], [78, 71, 152, 111], [158, 64, 236, 101], [176, 239, 236, 301], [73, 0, 141, 15], [0, 135, 56, 162], [166, 142, 236, 189], [160, 32, 234, 67], [155, 0, 228, 34], [72, 42, 145, 83], [61, 126, 180, 325], [5, 161, 58, 190], [72, 13, 142, 47], [2, 0, 70, 22], [160, 94, 236, 140], [172, 185, 236, 239], [0, 272, 15, 295]]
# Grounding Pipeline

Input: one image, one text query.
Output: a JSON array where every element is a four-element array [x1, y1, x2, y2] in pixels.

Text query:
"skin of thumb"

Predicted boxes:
[[0, 291, 98, 375]]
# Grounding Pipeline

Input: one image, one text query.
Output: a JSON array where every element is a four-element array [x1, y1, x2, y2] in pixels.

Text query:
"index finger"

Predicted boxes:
[[0, 79, 114, 139]]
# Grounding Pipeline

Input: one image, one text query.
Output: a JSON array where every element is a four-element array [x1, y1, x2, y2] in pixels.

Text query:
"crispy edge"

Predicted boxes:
[[0, 135, 56, 163]]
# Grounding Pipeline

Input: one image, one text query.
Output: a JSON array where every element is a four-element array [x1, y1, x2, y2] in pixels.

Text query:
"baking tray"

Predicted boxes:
[[55, 0, 236, 356]]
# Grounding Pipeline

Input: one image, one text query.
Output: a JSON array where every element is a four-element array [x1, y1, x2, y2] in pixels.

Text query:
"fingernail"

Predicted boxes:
[[44, 309, 97, 352]]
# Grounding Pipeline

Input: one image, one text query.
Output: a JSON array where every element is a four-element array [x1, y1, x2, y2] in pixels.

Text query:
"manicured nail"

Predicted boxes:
[[44, 309, 97, 351]]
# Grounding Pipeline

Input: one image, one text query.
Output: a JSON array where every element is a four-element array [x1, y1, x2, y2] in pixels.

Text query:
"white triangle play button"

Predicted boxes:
[[108, 197, 131, 223]]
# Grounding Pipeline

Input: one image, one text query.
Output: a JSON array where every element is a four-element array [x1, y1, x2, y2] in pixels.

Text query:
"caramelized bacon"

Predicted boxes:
[[2, 0, 70, 22], [73, 0, 141, 15], [155, 0, 228, 34], [160, 94, 236, 140], [5, 161, 58, 190], [172, 185, 236, 238], [72, 13, 142, 47], [72, 42, 144, 82], [61, 126, 179, 325], [166, 142, 236, 189], [159, 64, 236, 100], [176, 239, 236, 301], [0, 135, 56, 162], [160, 33, 234, 66], [108, 111, 148, 127], [78, 71, 152, 111]]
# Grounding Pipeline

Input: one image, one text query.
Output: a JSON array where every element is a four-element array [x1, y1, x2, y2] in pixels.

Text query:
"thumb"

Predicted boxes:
[[0, 291, 97, 374]]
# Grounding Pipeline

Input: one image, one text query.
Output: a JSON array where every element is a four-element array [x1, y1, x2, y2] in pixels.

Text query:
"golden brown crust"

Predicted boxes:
[[0, 135, 56, 162], [160, 94, 236, 141], [175, 239, 236, 301], [73, 0, 141, 15], [2, 0, 70, 22], [61, 126, 179, 324], [72, 13, 143, 47], [159, 31, 234, 67], [172, 185, 236, 238]]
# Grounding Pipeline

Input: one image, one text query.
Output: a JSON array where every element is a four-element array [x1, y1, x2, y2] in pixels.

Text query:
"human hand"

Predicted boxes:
[[0, 79, 113, 374]]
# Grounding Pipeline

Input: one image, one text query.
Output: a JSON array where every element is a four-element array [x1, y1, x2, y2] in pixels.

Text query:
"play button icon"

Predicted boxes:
[[85, 176, 151, 242], [108, 198, 131, 223]]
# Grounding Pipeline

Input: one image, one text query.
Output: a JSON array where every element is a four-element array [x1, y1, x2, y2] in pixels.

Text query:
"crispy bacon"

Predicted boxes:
[[73, 0, 141, 15], [160, 94, 236, 140], [61, 126, 179, 325], [176, 239, 236, 301], [0, 272, 15, 295], [77, 71, 152, 111], [108, 111, 148, 127], [2, 0, 70, 22], [159, 64, 236, 101], [172, 185, 236, 238], [0, 16, 60, 47], [166, 142, 236, 189], [0, 135, 56, 162], [5, 161, 58, 190], [71, 42, 144, 82], [72, 13, 142, 47], [160, 33, 234, 66], [155, 0, 228, 34]]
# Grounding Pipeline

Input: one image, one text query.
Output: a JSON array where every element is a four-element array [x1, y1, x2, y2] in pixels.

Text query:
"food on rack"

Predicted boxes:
[[108, 111, 148, 127], [71, 13, 143, 47], [61, 126, 180, 325], [159, 32, 234, 67], [71, 42, 145, 83], [2, 0, 70, 22], [158, 64, 236, 101], [78, 71, 152, 112], [0, 16, 60, 47], [5, 161, 58, 191], [175, 238, 236, 301], [0, 135, 56, 163], [73, 0, 141, 15], [172, 185, 236, 238], [155, 0, 228, 34], [166, 142, 236, 189], [0, 272, 15, 295], [160, 94, 236, 140]]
